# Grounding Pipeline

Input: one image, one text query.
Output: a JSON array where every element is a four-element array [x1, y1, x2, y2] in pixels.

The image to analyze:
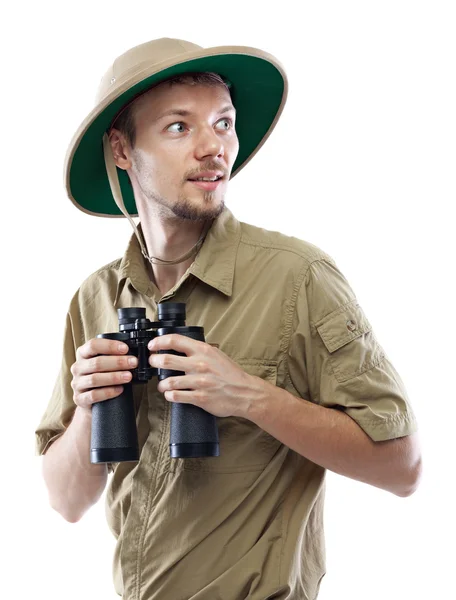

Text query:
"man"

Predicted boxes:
[[35, 37, 422, 600]]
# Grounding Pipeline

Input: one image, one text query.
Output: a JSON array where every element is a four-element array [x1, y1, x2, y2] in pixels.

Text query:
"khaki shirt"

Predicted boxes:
[[35, 206, 418, 600]]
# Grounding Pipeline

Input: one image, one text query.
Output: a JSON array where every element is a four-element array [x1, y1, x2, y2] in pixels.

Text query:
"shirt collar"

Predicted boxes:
[[115, 205, 241, 304]]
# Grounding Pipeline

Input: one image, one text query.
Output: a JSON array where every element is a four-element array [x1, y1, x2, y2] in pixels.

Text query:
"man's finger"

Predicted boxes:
[[148, 333, 204, 354], [76, 339, 129, 360], [149, 351, 189, 372]]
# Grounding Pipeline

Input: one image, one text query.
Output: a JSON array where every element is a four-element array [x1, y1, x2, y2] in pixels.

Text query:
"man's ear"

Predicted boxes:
[[109, 128, 132, 170]]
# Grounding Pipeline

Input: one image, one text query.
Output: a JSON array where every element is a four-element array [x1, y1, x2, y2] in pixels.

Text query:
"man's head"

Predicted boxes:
[[108, 72, 239, 223]]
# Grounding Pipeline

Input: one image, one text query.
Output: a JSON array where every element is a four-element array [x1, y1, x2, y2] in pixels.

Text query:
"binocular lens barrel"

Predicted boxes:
[[91, 382, 139, 463], [118, 307, 146, 323], [158, 302, 186, 321], [161, 326, 220, 459]]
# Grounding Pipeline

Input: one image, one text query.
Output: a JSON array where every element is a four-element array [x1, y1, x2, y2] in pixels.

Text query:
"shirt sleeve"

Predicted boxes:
[[287, 258, 418, 442], [34, 289, 114, 473]]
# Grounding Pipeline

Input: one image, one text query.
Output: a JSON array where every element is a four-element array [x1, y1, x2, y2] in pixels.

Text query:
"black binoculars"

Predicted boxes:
[[90, 303, 220, 464]]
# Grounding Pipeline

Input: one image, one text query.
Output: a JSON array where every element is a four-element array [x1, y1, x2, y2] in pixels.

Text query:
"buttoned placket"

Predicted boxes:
[[119, 268, 198, 599]]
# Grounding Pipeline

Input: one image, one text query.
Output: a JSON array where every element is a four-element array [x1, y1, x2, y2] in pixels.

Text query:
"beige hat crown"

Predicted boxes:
[[96, 38, 204, 107]]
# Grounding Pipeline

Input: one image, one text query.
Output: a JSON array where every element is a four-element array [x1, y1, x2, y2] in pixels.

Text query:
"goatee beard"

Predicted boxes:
[[169, 194, 225, 222]]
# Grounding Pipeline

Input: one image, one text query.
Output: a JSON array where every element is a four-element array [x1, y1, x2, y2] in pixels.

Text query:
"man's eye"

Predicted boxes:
[[215, 118, 233, 130], [167, 122, 186, 133], [166, 118, 233, 133]]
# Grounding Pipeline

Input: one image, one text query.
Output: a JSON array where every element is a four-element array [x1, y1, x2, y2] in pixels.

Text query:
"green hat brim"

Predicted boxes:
[[66, 52, 286, 217]]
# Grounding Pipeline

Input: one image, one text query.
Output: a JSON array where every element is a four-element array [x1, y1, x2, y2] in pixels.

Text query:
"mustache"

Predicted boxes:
[[186, 165, 227, 179]]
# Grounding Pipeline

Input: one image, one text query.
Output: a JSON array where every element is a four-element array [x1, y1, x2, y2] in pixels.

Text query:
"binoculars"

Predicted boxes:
[[90, 302, 220, 464]]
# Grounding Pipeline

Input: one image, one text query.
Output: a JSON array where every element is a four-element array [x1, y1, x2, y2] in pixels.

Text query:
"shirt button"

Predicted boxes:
[[346, 319, 357, 331]]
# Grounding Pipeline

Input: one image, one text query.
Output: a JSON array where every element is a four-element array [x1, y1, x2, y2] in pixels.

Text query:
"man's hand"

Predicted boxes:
[[148, 335, 266, 418], [71, 339, 137, 412]]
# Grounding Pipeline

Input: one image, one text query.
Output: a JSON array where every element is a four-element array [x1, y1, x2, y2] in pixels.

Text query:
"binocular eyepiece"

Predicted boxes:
[[90, 302, 220, 465]]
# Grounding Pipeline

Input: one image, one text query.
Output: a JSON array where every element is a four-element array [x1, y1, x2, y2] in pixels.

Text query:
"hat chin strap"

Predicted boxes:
[[102, 133, 207, 266]]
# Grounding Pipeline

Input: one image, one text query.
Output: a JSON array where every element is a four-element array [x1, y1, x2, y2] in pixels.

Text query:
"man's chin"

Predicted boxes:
[[171, 196, 225, 222]]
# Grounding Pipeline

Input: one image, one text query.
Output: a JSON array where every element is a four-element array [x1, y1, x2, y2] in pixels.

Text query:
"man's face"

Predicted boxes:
[[118, 83, 239, 222]]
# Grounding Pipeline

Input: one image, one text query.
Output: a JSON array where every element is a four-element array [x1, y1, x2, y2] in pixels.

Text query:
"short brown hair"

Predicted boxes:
[[113, 72, 231, 148]]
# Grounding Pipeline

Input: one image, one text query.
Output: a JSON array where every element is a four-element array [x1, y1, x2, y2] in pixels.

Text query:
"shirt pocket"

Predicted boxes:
[[181, 359, 282, 473], [315, 299, 385, 383]]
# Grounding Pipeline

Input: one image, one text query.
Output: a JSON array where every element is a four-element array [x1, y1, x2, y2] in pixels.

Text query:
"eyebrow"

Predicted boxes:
[[155, 105, 236, 122]]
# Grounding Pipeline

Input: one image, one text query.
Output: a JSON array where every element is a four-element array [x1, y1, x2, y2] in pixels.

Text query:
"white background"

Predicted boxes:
[[2, 0, 454, 598]]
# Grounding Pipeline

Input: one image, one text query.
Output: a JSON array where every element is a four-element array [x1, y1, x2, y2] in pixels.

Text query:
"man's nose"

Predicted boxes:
[[194, 126, 225, 160]]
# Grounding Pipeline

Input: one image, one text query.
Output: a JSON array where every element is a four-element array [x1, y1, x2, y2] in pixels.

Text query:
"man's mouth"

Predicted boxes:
[[187, 177, 223, 191], [188, 176, 223, 182]]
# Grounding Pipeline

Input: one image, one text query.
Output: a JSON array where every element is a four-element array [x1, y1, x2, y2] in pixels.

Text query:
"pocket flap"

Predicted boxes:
[[316, 300, 372, 353]]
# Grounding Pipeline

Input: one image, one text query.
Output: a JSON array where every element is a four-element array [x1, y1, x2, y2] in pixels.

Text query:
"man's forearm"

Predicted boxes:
[[42, 406, 108, 522], [245, 379, 419, 497]]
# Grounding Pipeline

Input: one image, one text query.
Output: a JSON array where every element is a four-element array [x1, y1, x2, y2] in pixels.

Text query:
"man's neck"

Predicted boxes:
[[138, 215, 210, 297]]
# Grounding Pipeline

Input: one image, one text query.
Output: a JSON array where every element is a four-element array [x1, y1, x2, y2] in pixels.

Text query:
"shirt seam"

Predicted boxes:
[[97, 258, 122, 273], [353, 412, 416, 424], [35, 431, 64, 455], [82, 258, 123, 285], [310, 297, 359, 328], [239, 237, 330, 264], [136, 399, 173, 599], [282, 261, 314, 396]]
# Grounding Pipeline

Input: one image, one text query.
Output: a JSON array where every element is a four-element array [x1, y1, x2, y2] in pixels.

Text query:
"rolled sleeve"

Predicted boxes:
[[287, 258, 418, 442], [34, 290, 115, 473], [35, 292, 81, 456]]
